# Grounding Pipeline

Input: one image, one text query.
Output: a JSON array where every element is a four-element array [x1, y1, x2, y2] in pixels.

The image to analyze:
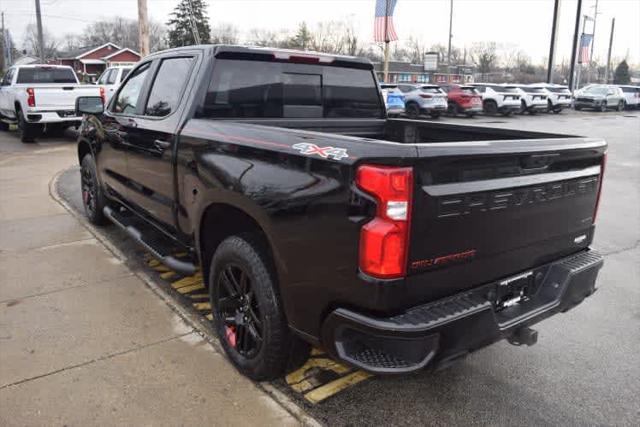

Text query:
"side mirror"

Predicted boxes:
[[76, 96, 104, 116]]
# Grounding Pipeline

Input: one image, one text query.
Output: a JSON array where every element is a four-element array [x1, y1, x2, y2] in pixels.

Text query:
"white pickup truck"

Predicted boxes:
[[0, 64, 102, 142]]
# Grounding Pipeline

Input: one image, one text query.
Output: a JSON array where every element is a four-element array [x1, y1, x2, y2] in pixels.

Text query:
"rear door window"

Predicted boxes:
[[113, 63, 151, 115], [144, 57, 194, 117], [106, 70, 118, 85], [16, 67, 77, 84], [203, 59, 382, 118], [120, 69, 131, 82]]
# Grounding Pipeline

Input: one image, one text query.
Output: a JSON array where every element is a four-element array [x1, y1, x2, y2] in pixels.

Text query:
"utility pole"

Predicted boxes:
[[589, 0, 598, 82], [447, 0, 453, 67], [604, 17, 615, 84], [1, 12, 5, 72], [576, 15, 588, 90], [568, 0, 582, 92], [546, 0, 561, 83], [137, 0, 150, 56], [383, 0, 390, 82], [34, 0, 45, 62]]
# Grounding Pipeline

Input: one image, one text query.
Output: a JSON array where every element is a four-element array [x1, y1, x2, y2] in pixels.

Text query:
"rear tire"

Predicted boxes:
[[599, 102, 607, 112], [80, 155, 109, 225], [406, 103, 420, 119], [617, 101, 624, 112], [210, 235, 310, 381], [484, 100, 498, 115], [447, 102, 458, 117], [17, 109, 39, 143], [519, 100, 527, 115]]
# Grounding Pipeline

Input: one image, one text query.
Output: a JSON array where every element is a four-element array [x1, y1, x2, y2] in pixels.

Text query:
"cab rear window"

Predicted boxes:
[[16, 68, 77, 84], [202, 59, 383, 119]]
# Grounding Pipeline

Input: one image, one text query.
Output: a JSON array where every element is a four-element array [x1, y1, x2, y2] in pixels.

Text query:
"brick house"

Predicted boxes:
[[55, 43, 141, 81]]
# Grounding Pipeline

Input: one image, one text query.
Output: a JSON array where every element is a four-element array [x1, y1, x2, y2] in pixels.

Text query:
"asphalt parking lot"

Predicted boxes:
[[2, 109, 639, 425]]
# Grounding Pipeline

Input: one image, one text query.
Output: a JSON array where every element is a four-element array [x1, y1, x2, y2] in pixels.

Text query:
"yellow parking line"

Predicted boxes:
[[189, 293, 209, 300], [303, 370, 372, 404], [206, 313, 213, 321], [160, 271, 177, 280], [171, 275, 203, 289], [175, 283, 205, 294], [285, 357, 351, 386], [192, 302, 211, 311]]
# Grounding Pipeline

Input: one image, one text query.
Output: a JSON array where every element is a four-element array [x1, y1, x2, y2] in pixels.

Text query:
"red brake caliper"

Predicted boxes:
[[225, 325, 237, 348]]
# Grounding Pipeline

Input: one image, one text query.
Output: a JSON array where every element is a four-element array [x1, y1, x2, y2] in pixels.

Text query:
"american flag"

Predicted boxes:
[[578, 33, 593, 64], [374, 0, 398, 42]]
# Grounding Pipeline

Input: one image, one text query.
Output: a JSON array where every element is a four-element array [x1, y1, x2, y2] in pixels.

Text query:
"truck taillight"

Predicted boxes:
[[356, 165, 413, 279], [593, 152, 607, 223], [99, 87, 106, 105], [26, 88, 36, 107]]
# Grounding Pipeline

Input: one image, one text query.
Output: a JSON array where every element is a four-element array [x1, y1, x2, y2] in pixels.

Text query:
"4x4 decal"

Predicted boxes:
[[292, 143, 349, 161]]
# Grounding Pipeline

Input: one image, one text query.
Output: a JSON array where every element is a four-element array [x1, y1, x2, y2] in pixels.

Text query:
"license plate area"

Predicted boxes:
[[494, 271, 534, 311]]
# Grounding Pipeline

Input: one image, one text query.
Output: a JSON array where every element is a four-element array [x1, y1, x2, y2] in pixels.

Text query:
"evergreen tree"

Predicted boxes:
[[613, 60, 631, 84], [289, 22, 312, 50], [166, 0, 211, 47]]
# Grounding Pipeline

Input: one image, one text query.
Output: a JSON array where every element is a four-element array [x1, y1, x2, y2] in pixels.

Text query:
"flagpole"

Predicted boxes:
[[383, 0, 390, 83], [576, 15, 588, 90]]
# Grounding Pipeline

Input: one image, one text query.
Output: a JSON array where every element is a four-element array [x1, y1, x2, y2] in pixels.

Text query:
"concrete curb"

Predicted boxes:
[[49, 167, 321, 427]]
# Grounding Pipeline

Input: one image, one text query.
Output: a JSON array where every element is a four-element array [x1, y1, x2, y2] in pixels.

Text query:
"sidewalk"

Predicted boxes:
[[0, 136, 301, 425]]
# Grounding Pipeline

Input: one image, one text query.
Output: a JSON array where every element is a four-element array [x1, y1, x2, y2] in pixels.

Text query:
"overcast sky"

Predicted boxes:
[[2, 0, 639, 65]]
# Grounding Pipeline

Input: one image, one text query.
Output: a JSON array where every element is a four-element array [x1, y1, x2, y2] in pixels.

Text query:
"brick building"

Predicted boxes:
[[55, 43, 141, 81]]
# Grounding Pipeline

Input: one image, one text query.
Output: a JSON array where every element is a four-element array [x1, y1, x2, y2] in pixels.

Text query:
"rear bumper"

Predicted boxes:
[[25, 110, 82, 124], [321, 250, 604, 374]]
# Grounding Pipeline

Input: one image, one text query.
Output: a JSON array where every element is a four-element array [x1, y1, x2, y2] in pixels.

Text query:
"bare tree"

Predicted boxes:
[[470, 41, 498, 79], [210, 23, 239, 44], [23, 23, 58, 60], [80, 17, 167, 53]]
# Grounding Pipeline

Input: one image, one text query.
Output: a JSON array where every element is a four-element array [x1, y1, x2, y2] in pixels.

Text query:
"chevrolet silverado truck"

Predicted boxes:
[[75, 45, 606, 381], [0, 64, 102, 142]]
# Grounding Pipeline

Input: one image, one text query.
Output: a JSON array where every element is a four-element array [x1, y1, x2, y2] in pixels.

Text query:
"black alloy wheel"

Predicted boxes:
[[80, 155, 108, 225], [215, 263, 264, 359]]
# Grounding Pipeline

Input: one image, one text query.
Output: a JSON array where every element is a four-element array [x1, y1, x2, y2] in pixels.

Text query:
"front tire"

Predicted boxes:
[[210, 235, 310, 381], [80, 155, 108, 225], [599, 102, 607, 112], [617, 101, 624, 112]]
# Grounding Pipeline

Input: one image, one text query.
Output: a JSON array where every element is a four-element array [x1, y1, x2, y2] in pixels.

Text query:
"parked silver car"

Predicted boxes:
[[397, 84, 448, 119], [574, 85, 625, 112]]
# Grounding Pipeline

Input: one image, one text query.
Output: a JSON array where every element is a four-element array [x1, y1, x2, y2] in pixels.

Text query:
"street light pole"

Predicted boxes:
[[34, 0, 45, 62], [568, 0, 582, 91], [447, 0, 453, 67], [137, 0, 150, 57], [576, 15, 588, 90], [604, 17, 615, 84], [546, 0, 561, 83]]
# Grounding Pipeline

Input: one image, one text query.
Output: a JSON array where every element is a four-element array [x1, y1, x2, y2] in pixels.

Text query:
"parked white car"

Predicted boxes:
[[514, 86, 548, 114], [618, 85, 640, 109], [397, 84, 448, 119], [470, 83, 521, 116], [529, 83, 572, 113], [0, 64, 102, 142], [96, 66, 132, 103]]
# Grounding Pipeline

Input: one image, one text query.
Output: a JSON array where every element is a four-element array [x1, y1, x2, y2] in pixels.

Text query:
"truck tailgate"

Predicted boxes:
[[33, 85, 101, 109], [406, 138, 606, 301]]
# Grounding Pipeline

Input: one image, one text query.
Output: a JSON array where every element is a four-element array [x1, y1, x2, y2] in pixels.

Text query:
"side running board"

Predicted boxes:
[[103, 206, 197, 276]]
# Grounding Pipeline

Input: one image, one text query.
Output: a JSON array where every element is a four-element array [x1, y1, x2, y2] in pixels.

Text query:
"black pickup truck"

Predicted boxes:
[[75, 45, 606, 380]]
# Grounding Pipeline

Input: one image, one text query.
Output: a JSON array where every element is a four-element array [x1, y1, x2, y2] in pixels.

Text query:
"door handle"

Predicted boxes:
[[154, 139, 172, 150], [127, 118, 137, 128]]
